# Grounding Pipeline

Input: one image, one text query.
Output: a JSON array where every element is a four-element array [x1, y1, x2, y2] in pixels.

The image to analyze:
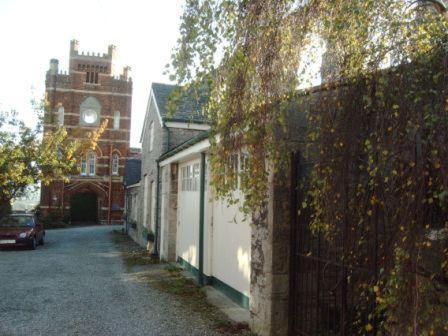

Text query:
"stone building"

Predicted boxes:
[[123, 149, 141, 233], [40, 40, 133, 225], [128, 82, 209, 247]]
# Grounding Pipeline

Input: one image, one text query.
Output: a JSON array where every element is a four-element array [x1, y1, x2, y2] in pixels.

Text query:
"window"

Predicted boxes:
[[80, 97, 101, 126], [149, 122, 154, 151], [88, 152, 96, 176], [58, 106, 64, 126], [112, 154, 119, 175], [80, 157, 87, 176], [181, 166, 187, 191], [239, 153, 249, 187], [193, 164, 200, 191], [227, 153, 239, 189], [181, 163, 200, 191], [113, 111, 120, 130], [85, 67, 99, 84]]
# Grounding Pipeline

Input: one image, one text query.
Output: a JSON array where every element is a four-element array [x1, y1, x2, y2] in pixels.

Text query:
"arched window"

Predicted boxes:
[[88, 152, 96, 176], [112, 154, 119, 175], [80, 157, 87, 176], [113, 111, 120, 130], [58, 106, 64, 126]]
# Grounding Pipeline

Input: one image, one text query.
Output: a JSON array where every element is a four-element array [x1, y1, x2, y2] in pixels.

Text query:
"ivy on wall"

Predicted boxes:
[[170, 1, 448, 333]]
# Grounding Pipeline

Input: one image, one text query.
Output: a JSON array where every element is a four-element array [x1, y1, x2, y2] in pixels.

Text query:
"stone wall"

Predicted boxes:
[[159, 163, 179, 261], [250, 99, 309, 336]]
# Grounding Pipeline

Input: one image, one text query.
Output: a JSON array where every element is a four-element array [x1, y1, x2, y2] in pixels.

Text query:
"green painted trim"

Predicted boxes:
[[177, 256, 199, 278], [199, 152, 206, 286], [177, 257, 249, 309], [211, 276, 250, 309]]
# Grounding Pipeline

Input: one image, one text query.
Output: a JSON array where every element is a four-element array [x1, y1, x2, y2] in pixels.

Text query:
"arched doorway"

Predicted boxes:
[[70, 192, 98, 225]]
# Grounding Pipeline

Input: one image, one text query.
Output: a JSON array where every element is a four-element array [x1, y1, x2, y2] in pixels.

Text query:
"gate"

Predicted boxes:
[[289, 152, 379, 336], [70, 192, 98, 224]]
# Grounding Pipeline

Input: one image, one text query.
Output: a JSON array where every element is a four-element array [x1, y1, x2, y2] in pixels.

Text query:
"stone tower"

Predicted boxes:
[[40, 40, 133, 225]]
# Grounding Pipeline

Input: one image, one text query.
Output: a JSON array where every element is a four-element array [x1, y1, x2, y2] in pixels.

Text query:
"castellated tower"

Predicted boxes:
[[40, 40, 133, 225]]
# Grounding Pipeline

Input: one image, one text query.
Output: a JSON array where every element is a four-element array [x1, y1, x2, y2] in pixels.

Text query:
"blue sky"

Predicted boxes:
[[0, 0, 183, 147]]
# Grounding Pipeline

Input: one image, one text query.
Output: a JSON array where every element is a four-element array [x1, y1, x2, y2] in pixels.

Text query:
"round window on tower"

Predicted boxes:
[[82, 109, 98, 124]]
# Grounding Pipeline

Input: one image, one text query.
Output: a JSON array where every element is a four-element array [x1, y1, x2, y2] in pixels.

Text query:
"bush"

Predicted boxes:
[[38, 207, 70, 229]]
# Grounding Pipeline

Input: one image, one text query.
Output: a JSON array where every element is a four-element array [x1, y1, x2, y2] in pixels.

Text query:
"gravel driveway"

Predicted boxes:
[[0, 226, 223, 336]]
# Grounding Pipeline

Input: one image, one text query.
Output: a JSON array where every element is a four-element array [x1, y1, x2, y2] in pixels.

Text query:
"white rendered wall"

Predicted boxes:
[[160, 166, 167, 259], [177, 159, 200, 268], [211, 192, 251, 297], [174, 154, 251, 298]]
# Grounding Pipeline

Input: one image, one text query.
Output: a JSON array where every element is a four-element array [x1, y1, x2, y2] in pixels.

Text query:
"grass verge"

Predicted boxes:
[[110, 230, 253, 335]]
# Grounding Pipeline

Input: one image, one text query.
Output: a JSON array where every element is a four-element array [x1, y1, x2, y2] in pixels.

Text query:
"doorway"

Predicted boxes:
[[70, 192, 98, 224]]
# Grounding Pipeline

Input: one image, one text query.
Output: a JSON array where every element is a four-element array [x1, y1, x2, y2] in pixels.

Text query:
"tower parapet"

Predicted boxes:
[[68, 40, 121, 76]]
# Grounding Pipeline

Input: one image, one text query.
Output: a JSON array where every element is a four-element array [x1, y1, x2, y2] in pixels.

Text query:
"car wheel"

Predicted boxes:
[[29, 237, 36, 250]]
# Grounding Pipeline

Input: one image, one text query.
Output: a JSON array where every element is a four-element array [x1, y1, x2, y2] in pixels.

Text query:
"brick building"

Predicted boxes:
[[40, 40, 133, 225]]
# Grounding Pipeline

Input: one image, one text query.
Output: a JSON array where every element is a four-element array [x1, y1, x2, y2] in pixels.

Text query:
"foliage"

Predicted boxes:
[[171, 0, 448, 334], [0, 99, 107, 217], [38, 207, 70, 229]]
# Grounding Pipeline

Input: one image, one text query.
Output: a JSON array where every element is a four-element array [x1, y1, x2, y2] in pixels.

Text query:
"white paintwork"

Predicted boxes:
[[159, 138, 210, 167], [177, 158, 201, 268], [210, 191, 251, 297], [165, 121, 210, 131], [160, 166, 167, 259], [172, 151, 251, 300]]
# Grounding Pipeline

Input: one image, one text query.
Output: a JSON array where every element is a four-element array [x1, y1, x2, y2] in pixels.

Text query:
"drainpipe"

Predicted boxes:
[[152, 163, 160, 257], [153, 126, 169, 256], [198, 152, 206, 286], [108, 144, 113, 225]]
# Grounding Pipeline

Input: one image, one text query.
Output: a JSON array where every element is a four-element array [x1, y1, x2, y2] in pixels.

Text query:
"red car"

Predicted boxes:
[[0, 213, 45, 250]]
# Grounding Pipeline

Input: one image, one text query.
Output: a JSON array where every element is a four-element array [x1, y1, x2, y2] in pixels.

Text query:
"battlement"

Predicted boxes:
[[47, 40, 132, 92], [69, 39, 116, 60]]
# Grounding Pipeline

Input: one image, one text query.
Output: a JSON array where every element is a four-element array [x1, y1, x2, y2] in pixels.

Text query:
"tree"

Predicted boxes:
[[0, 100, 107, 218], [171, 1, 448, 334]]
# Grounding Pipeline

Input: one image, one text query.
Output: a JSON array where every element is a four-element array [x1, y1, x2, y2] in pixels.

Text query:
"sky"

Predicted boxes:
[[0, 0, 184, 147]]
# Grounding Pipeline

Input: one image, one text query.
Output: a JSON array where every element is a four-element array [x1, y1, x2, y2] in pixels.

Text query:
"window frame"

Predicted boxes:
[[80, 157, 87, 176], [58, 106, 64, 126], [87, 152, 96, 176], [113, 111, 120, 130], [112, 154, 119, 175]]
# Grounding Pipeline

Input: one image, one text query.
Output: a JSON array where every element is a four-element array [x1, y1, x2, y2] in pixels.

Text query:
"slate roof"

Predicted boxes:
[[152, 82, 209, 123], [124, 158, 141, 187]]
